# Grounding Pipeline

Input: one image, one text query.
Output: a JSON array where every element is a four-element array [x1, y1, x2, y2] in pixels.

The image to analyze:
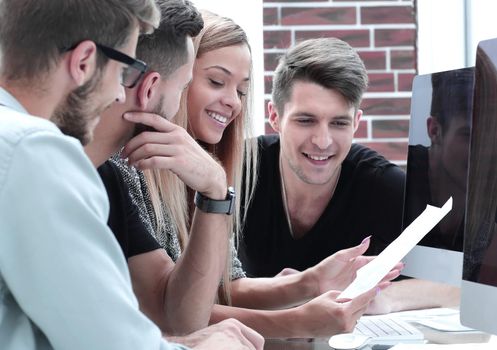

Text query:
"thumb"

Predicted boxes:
[[123, 111, 176, 133]]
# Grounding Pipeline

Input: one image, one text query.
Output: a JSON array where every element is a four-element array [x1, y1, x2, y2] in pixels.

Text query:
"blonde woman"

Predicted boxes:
[[117, 10, 401, 338]]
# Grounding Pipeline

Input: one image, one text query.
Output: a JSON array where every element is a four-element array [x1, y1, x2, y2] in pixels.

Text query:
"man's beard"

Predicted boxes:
[[52, 71, 103, 146], [131, 94, 165, 137]]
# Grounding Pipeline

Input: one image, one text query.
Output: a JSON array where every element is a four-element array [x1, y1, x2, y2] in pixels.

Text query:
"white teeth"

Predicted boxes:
[[207, 111, 228, 124], [307, 154, 330, 161]]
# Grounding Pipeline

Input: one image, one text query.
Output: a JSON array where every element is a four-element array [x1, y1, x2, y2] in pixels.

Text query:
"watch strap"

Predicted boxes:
[[194, 187, 235, 215]]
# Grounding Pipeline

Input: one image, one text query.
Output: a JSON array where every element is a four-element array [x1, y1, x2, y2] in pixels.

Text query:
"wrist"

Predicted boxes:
[[201, 181, 228, 200], [201, 168, 228, 200], [290, 306, 309, 338], [302, 266, 321, 298]]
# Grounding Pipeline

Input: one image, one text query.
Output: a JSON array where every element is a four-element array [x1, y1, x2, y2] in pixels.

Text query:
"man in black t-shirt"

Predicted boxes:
[[84, 2, 266, 348], [240, 134, 404, 277], [239, 37, 460, 314]]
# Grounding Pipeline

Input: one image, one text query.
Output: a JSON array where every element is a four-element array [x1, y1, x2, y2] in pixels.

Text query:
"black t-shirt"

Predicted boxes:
[[239, 135, 406, 277], [98, 161, 160, 259]]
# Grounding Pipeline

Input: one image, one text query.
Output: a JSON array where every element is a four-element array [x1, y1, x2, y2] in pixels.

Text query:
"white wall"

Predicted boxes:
[[466, 0, 497, 66], [417, 0, 497, 74], [417, 0, 466, 74], [191, 0, 265, 135]]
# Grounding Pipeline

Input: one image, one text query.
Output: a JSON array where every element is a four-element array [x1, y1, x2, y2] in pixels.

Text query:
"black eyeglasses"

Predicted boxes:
[[63, 42, 147, 88], [95, 44, 147, 88]]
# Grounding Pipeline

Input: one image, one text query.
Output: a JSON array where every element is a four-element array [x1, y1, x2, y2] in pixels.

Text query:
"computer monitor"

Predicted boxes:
[[461, 38, 497, 335], [401, 67, 474, 287]]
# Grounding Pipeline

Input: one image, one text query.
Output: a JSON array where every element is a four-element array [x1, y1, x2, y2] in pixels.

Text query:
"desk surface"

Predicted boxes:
[[263, 308, 496, 350], [264, 333, 496, 350]]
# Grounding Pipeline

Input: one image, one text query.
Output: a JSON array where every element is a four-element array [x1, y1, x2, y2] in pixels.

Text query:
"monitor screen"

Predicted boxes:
[[461, 38, 497, 335], [401, 67, 474, 286]]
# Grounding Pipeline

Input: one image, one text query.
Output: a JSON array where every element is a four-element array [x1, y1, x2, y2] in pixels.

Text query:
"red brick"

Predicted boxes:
[[264, 30, 292, 49], [358, 141, 408, 162], [354, 120, 368, 139], [264, 75, 273, 95], [295, 29, 370, 48], [391, 50, 416, 69], [361, 97, 411, 115], [375, 28, 415, 47], [264, 52, 282, 71], [367, 73, 395, 92], [372, 119, 410, 138], [358, 51, 387, 70], [361, 6, 414, 24], [398, 73, 415, 92], [264, 7, 278, 26], [282, 7, 356, 26]]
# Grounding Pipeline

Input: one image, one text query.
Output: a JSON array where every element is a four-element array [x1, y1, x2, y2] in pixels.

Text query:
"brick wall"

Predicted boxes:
[[263, 0, 417, 164]]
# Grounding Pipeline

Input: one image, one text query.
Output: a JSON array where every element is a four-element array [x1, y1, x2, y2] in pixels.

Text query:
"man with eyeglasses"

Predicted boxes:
[[0, 1, 262, 349]]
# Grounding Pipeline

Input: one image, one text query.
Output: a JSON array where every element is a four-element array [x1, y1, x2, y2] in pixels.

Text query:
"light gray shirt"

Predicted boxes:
[[0, 88, 188, 350]]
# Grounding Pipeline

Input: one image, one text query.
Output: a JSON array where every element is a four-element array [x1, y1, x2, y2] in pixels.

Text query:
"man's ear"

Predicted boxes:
[[136, 71, 162, 110], [68, 40, 98, 86], [353, 109, 363, 133], [268, 101, 281, 133], [427, 116, 442, 145]]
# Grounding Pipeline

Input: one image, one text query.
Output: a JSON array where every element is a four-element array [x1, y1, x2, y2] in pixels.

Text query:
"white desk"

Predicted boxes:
[[263, 308, 495, 349]]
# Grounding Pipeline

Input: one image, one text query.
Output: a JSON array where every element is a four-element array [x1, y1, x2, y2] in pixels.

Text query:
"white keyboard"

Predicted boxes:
[[354, 315, 425, 345]]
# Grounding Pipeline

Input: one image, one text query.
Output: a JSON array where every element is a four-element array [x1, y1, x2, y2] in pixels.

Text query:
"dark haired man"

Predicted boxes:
[[0, 0, 170, 349], [0, 0, 262, 349], [84, 0, 263, 348], [239, 38, 458, 314], [241, 37, 404, 278]]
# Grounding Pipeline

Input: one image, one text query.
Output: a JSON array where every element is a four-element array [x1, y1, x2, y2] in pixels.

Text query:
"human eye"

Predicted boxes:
[[296, 118, 314, 125], [237, 89, 247, 98], [331, 119, 351, 128], [208, 78, 223, 87]]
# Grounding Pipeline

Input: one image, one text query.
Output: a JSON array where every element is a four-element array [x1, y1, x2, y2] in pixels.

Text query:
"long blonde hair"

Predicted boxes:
[[144, 10, 259, 304]]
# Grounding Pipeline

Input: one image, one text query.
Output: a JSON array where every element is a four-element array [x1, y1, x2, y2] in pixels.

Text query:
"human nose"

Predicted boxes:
[[220, 87, 241, 112], [311, 124, 332, 149], [115, 84, 126, 104]]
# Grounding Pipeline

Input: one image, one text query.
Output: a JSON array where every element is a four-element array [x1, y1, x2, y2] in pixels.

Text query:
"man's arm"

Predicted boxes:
[[0, 132, 178, 350], [121, 112, 231, 335]]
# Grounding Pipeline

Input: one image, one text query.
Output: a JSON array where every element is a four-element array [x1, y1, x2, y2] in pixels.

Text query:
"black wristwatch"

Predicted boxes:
[[194, 186, 236, 215]]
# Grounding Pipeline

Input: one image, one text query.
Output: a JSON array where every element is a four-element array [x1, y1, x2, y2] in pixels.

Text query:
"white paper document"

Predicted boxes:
[[338, 197, 453, 299]]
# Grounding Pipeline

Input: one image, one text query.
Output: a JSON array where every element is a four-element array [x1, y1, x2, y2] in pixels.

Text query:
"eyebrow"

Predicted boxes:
[[205, 65, 250, 82], [292, 111, 353, 120]]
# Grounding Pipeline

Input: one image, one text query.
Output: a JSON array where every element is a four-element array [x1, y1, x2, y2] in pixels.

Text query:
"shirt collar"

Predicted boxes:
[[0, 87, 28, 114]]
